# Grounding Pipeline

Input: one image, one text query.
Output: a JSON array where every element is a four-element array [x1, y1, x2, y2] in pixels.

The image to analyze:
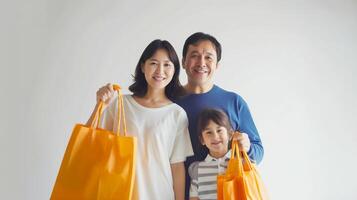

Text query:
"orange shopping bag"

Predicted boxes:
[[217, 140, 269, 200], [51, 85, 137, 200]]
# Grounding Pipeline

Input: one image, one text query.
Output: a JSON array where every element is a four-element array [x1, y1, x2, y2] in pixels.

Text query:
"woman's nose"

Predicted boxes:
[[155, 64, 164, 73]]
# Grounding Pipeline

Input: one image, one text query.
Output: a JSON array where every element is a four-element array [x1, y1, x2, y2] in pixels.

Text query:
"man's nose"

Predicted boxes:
[[197, 56, 206, 67]]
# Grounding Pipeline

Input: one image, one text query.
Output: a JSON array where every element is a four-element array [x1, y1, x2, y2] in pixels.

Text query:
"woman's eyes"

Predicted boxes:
[[149, 62, 172, 67]]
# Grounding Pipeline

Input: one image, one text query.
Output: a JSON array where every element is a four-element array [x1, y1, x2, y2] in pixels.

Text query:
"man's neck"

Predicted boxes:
[[184, 83, 214, 94]]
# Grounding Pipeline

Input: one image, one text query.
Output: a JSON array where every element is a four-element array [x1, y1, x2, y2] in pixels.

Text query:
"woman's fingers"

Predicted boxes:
[[96, 83, 115, 104]]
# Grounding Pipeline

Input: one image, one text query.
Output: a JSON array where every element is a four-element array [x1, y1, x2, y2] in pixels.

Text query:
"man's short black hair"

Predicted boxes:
[[182, 32, 222, 62]]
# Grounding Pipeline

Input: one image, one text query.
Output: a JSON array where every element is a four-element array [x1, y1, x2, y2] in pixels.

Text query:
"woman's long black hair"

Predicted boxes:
[[129, 39, 183, 99]]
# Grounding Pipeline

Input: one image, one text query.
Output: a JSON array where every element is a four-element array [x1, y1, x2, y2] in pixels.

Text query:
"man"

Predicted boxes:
[[174, 32, 264, 199]]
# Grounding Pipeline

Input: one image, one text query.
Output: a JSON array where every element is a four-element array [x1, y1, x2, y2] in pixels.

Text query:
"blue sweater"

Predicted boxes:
[[175, 85, 264, 164]]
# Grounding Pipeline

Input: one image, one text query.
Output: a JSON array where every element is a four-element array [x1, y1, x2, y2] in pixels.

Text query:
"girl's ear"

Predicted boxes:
[[199, 136, 205, 146]]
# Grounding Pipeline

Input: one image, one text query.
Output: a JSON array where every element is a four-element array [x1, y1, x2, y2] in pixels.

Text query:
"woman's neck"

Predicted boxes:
[[133, 88, 171, 108]]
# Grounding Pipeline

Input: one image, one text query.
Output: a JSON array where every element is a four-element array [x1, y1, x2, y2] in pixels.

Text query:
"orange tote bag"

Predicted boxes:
[[51, 85, 137, 200], [217, 140, 269, 200]]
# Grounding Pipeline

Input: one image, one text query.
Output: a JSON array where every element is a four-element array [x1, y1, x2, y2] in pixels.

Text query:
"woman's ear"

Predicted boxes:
[[140, 62, 145, 73]]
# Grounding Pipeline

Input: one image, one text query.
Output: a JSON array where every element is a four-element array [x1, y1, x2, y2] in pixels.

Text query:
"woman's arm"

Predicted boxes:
[[171, 162, 185, 200]]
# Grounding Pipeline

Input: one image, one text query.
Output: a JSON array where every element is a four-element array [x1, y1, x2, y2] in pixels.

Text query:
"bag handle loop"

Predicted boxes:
[[94, 84, 127, 136], [230, 138, 254, 176]]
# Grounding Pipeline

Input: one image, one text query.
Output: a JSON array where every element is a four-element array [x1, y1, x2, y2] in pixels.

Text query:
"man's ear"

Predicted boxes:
[[182, 58, 186, 69], [216, 61, 220, 69]]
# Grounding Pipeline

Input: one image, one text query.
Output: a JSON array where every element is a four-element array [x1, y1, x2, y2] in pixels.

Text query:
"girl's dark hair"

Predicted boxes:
[[197, 108, 233, 141], [129, 39, 183, 99]]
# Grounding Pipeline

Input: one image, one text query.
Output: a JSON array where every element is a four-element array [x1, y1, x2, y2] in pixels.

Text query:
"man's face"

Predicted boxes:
[[182, 40, 218, 87]]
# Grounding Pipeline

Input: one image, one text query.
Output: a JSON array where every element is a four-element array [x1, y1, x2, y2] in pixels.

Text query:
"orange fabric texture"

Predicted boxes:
[[51, 85, 137, 200], [217, 140, 269, 200]]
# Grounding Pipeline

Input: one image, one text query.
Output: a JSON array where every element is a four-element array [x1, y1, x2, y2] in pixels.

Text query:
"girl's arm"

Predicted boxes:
[[171, 162, 185, 200]]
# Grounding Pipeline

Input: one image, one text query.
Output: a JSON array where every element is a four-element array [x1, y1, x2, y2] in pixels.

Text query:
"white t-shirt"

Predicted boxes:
[[100, 95, 193, 200]]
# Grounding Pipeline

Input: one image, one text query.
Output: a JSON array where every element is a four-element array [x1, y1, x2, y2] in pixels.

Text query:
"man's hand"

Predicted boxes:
[[232, 131, 251, 152]]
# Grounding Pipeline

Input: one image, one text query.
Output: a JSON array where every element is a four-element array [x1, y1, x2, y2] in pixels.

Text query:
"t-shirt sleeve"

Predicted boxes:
[[169, 109, 194, 163], [189, 161, 199, 198]]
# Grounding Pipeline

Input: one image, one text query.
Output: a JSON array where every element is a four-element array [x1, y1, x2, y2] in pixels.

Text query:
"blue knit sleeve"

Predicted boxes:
[[236, 97, 264, 164]]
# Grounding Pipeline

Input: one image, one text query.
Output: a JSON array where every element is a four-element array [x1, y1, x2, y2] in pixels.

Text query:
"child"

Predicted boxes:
[[188, 108, 235, 200]]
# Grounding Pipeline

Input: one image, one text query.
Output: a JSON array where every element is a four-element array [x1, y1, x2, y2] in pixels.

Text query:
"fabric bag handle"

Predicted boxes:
[[230, 140, 244, 176], [230, 139, 254, 176], [94, 84, 127, 136]]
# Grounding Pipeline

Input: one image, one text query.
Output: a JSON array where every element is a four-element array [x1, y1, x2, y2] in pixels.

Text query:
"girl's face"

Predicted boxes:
[[200, 120, 230, 158], [141, 49, 175, 92]]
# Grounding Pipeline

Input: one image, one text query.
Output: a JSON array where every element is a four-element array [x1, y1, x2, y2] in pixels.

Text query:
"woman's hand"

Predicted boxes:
[[85, 83, 115, 126], [232, 131, 251, 152], [96, 83, 115, 104]]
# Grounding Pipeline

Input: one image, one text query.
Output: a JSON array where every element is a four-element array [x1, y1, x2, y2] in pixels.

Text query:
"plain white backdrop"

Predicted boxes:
[[1, 0, 357, 199]]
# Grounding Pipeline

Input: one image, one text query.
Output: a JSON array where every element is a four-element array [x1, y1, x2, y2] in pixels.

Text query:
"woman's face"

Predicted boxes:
[[141, 49, 175, 92]]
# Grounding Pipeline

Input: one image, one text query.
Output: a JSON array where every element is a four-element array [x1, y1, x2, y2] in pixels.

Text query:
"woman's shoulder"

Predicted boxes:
[[168, 103, 189, 121]]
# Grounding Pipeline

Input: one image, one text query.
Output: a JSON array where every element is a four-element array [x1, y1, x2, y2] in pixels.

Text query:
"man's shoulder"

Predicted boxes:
[[214, 85, 243, 100]]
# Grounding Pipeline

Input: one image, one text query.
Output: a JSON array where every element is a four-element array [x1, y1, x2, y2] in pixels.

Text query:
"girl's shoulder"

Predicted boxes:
[[188, 161, 200, 179]]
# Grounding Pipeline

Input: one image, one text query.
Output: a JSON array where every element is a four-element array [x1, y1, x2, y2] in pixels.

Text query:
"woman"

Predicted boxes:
[[86, 39, 193, 200]]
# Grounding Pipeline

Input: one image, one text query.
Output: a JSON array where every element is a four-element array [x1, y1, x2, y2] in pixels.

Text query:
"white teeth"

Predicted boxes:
[[153, 76, 165, 81], [195, 69, 207, 73]]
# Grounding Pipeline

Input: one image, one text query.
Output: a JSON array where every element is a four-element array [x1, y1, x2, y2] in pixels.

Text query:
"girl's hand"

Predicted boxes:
[[232, 131, 251, 152], [96, 83, 115, 104]]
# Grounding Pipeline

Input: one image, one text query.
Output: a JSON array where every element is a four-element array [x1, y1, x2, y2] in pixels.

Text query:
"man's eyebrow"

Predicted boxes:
[[206, 52, 214, 56], [189, 50, 199, 54]]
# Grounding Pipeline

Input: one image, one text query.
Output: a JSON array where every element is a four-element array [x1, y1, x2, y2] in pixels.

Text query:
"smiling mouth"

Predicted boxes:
[[153, 76, 165, 81], [211, 141, 223, 146], [194, 68, 208, 74]]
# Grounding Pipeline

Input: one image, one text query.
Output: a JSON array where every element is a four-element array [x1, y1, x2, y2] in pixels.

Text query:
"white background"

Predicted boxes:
[[1, 0, 357, 199]]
